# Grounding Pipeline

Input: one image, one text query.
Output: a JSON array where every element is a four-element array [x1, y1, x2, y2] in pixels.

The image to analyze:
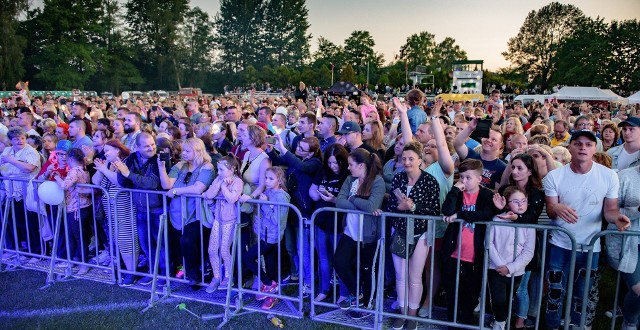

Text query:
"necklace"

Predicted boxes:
[[241, 149, 260, 177]]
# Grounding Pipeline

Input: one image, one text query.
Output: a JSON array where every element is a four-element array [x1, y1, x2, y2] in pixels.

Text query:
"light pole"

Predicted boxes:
[[331, 63, 334, 86], [366, 61, 370, 87]]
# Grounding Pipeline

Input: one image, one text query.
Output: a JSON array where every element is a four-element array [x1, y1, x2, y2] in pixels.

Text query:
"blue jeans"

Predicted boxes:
[[545, 244, 599, 328], [136, 207, 166, 274], [622, 246, 640, 325], [515, 271, 531, 319], [285, 222, 299, 277], [315, 227, 349, 296]]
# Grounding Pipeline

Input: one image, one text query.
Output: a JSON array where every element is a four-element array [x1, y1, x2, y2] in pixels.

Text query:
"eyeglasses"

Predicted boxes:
[[508, 198, 528, 206], [56, 152, 67, 158], [576, 123, 593, 128], [183, 171, 193, 184]]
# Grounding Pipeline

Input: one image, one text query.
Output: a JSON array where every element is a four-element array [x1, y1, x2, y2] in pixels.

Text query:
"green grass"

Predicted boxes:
[[0, 267, 626, 330], [0, 269, 346, 330]]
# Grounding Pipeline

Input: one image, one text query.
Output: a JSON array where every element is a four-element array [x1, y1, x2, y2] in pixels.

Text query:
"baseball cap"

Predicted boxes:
[[618, 116, 640, 128], [338, 121, 361, 134], [569, 129, 597, 143]]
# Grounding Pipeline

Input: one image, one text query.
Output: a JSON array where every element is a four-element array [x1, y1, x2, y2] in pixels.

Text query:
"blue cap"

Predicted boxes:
[[338, 121, 361, 134], [55, 140, 72, 152], [569, 130, 597, 143], [618, 116, 640, 128]]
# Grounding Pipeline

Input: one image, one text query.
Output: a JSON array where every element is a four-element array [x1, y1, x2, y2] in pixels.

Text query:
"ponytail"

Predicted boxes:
[[349, 149, 382, 197]]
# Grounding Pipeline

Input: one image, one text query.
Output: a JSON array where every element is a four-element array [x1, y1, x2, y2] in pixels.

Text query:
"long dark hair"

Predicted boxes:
[[509, 153, 542, 191], [322, 143, 349, 177], [349, 148, 382, 197]]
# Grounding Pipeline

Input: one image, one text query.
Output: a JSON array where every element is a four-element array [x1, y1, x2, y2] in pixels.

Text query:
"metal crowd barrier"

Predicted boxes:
[[112, 188, 170, 312], [582, 229, 640, 330], [227, 198, 305, 325], [308, 207, 580, 330], [309, 207, 387, 329], [0, 178, 116, 286]]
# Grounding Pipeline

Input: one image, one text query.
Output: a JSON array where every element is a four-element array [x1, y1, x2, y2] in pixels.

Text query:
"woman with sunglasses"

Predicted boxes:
[[159, 137, 215, 286]]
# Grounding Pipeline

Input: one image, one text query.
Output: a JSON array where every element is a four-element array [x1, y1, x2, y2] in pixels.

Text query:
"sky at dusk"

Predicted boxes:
[[32, 0, 640, 70]]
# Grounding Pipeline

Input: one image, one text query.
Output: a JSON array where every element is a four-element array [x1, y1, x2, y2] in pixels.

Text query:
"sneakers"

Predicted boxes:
[[492, 320, 506, 330], [348, 310, 370, 320], [418, 307, 430, 318], [281, 274, 298, 286], [121, 274, 136, 286], [261, 297, 279, 310], [56, 261, 71, 268], [27, 257, 40, 264], [93, 250, 110, 265], [76, 265, 90, 275], [206, 278, 220, 293], [605, 306, 623, 318], [302, 284, 311, 298], [391, 316, 405, 330], [338, 294, 363, 310], [622, 321, 638, 330], [314, 293, 328, 302], [176, 266, 185, 279], [256, 281, 278, 301], [220, 277, 231, 288], [139, 276, 154, 285]]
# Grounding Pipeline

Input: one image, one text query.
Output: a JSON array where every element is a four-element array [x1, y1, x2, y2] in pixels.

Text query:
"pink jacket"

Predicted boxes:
[[488, 217, 535, 277]]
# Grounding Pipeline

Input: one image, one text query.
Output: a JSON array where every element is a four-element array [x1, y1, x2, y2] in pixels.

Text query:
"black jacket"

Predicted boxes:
[[441, 186, 499, 267]]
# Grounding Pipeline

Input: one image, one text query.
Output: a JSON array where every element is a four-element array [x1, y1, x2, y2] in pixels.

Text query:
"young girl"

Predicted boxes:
[[242, 167, 290, 310], [489, 187, 536, 330], [441, 159, 498, 326], [204, 156, 243, 293], [54, 148, 92, 275]]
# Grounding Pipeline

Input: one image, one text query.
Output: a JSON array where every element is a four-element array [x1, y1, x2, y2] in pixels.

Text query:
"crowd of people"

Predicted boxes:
[[0, 85, 639, 330]]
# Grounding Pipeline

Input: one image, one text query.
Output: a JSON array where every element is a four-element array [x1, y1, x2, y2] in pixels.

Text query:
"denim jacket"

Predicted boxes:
[[607, 144, 640, 171], [117, 152, 169, 210]]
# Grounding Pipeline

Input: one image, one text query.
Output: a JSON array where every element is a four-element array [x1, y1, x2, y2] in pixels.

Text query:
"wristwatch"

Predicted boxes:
[[172, 189, 178, 196]]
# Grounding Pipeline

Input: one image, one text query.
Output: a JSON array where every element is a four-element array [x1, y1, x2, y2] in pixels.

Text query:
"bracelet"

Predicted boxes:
[[410, 203, 417, 212]]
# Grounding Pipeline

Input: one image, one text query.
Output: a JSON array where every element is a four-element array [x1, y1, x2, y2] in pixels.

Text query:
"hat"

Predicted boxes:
[[275, 106, 288, 116], [569, 129, 597, 143], [338, 121, 361, 134], [618, 116, 640, 128], [55, 140, 72, 152], [255, 122, 268, 131]]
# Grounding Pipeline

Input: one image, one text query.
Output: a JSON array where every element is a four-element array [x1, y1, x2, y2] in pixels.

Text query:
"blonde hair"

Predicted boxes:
[[266, 166, 287, 191], [551, 146, 571, 165], [503, 116, 524, 135], [182, 137, 211, 167]]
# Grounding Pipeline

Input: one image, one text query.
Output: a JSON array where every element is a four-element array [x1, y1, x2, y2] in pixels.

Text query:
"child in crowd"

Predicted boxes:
[[204, 156, 243, 293], [54, 148, 92, 275], [243, 166, 290, 310], [488, 186, 536, 330], [441, 159, 499, 326], [551, 146, 571, 166]]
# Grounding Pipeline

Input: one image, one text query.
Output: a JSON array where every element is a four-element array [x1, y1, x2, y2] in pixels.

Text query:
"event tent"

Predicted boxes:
[[628, 91, 640, 104], [327, 81, 361, 96], [553, 86, 618, 101], [602, 89, 628, 104]]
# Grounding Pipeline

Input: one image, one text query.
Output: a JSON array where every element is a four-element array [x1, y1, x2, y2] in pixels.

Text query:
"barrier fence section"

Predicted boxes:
[[4, 182, 637, 330], [309, 207, 581, 330], [582, 229, 640, 330], [229, 198, 305, 322], [0, 177, 116, 286], [309, 207, 387, 330]]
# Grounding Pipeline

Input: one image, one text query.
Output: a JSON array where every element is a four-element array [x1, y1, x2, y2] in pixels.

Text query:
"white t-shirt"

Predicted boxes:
[[543, 163, 619, 252], [616, 148, 640, 172], [345, 179, 362, 241]]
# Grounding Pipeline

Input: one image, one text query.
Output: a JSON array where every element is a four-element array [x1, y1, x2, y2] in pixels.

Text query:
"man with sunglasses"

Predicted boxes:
[[115, 132, 171, 286]]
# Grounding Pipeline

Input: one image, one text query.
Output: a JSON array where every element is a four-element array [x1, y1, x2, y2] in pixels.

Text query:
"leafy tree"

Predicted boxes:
[[213, 0, 266, 72], [125, 0, 189, 89], [431, 37, 467, 88], [503, 2, 584, 90], [316, 65, 332, 88], [399, 31, 436, 69], [312, 36, 343, 69], [340, 64, 356, 83], [178, 7, 215, 88], [604, 19, 640, 93], [0, 0, 29, 90], [343, 31, 383, 75], [244, 65, 258, 85], [552, 17, 608, 88], [19, 0, 106, 90], [262, 0, 311, 67]]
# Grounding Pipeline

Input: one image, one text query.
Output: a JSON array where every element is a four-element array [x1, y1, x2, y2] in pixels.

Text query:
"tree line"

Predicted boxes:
[[1, 1, 637, 95]]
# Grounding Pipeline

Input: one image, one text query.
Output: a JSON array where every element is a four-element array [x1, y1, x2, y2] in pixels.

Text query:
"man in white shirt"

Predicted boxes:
[[607, 116, 640, 171], [543, 129, 630, 329]]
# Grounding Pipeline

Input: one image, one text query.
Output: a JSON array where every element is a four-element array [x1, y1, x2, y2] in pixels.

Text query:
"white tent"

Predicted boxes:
[[602, 89, 628, 104], [628, 91, 640, 105], [554, 86, 618, 101]]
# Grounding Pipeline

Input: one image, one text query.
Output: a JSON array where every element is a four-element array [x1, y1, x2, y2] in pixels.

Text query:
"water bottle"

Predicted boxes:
[[267, 314, 283, 328]]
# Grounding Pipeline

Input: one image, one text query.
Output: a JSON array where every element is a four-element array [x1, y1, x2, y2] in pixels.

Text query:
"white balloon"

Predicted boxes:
[[38, 181, 65, 205], [121, 91, 130, 100]]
